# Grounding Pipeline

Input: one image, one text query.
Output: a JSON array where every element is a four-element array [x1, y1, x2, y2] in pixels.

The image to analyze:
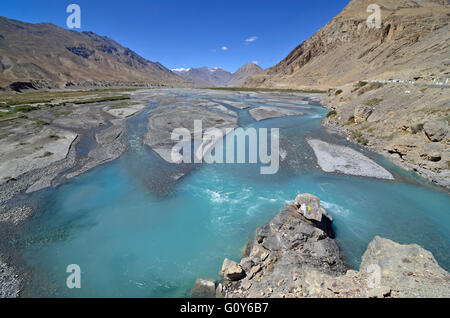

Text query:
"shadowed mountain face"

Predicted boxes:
[[244, 0, 450, 89], [0, 16, 187, 88], [172, 67, 233, 87], [227, 63, 263, 87]]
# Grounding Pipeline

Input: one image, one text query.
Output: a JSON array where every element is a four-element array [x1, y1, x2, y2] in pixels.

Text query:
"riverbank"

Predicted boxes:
[[321, 82, 449, 190], [194, 194, 450, 298]]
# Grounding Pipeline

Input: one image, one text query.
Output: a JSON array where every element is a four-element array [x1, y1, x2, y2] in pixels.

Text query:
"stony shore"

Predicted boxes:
[[192, 194, 450, 298], [322, 82, 449, 189]]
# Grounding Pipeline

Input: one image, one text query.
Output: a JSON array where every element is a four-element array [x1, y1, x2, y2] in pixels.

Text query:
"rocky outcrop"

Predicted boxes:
[[194, 194, 450, 298], [423, 120, 448, 143], [217, 194, 347, 298]]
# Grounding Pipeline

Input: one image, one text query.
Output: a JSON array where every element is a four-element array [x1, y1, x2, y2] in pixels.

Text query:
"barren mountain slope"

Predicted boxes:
[[0, 17, 187, 87], [227, 63, 263, 87], [245, 0, 450, 89]]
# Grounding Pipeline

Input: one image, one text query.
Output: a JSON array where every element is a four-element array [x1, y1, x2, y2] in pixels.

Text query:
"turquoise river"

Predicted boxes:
[[6, 89, 449, 297]]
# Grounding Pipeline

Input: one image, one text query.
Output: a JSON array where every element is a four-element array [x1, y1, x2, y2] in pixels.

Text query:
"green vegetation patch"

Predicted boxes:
[[0, 132, 13, 139], [351, 130, 369, 145], [13, 105, 39, 113], [354, 81, 368, 89], [27, 117, 50, 126], [411, 123, 424, 134], [4, 98, 52, 107], [326, 110, 337, 118], [363, 98, 383, 107], [346, 115, 355, 125], [73, 95, 131, 105], [335, 89, 343, 96]]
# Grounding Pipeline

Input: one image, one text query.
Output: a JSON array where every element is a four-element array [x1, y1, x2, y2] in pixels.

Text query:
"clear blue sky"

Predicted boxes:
[[0, 0, 350, 72]]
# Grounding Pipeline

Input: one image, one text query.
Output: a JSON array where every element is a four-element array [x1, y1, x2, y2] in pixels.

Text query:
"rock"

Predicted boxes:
[[367, 286, 392, 298], [249, 244, 270, 262], [423, 121, 448, 142], [248, 264, 262, 280], [360, 237, 450, 298], [427, 151, 441, 162], [354, 105, 373, 123], [221, 259, 245, 281], [294, 193, 324, 222], [215, 283, 225, 298], [240, 257, 254, 273], [190, 278, 216, 298]]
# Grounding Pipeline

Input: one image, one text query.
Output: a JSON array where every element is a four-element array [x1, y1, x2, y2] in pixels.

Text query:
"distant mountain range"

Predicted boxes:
[[0, 16, 187, 89], [172, 67, 233, 87], [244, 0, 450, 89], [173, 63, 263, 87]]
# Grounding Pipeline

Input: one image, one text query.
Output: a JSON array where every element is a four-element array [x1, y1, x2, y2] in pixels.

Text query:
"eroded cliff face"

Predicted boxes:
[[245, 0, 449, 89]]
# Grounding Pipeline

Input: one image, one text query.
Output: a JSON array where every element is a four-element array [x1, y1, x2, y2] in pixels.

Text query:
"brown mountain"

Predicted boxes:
[[0, 16, 187, 88], [226, 62, 263, 87], [244, 0, 450, 89]]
